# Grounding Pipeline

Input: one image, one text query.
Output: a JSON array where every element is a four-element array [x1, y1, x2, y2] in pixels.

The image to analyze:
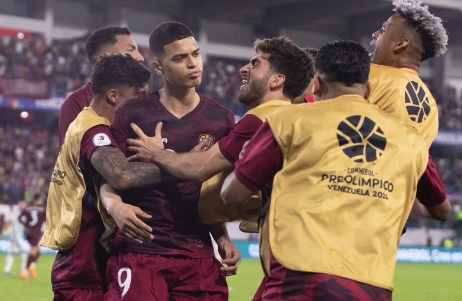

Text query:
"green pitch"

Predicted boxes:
[[1, 255, 461, 300]]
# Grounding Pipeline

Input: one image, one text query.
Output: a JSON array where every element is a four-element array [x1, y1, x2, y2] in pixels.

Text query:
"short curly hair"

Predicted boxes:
[[254, 37, 314, 100], [393, 0, 448, 61], [91, 54, 151, 95], [316, 40, 370, 87]]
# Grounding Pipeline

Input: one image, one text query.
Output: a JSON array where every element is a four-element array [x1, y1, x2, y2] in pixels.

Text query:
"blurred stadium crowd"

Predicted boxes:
[[0, 32, 461, 230]]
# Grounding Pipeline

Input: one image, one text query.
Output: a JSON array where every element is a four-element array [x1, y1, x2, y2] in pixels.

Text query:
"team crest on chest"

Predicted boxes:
[[198, 134, 215, 151]]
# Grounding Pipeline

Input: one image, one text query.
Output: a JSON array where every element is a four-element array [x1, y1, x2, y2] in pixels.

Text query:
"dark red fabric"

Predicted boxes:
[[218, 114, 263, 164], [304, 95, 315, 103], [252, 276, 269, 301], [263, 251, 392, 301], [51, 200, 109, 291], [104, 252, 228, 301], [53, 288, 105, 301], [79, 125, 118, 198], [19, 205, 46, 245], [110, 90, 234, 258], [234, 121, 283, 192], [59, 83, 93, 146], [416, 156, 447, 206], [51, 125, 115, 291]]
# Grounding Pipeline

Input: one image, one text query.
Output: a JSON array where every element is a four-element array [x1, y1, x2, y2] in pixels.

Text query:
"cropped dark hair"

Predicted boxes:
[[149, 21, 194, 59], [316, 40, 370, 86], [91, 54, 151, 95], [254, 37, 314, 100], [85, 27, 131, 67]]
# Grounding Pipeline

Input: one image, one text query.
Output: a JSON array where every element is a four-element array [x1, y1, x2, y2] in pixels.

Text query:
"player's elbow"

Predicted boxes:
[[427, 200, 452, 222], [221, 188, 237, 206]]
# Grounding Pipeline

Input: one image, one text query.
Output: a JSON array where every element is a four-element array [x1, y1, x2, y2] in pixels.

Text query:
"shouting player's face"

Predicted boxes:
[[112, 34, 144, 63], [370, 14, 406, 66], [155, 37, 203, 88], [238, 51, 272, 108]]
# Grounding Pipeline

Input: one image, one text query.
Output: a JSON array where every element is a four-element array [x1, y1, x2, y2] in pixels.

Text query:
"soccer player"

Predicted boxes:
[[369, 0, 451, 220], [18, 194, 46, 279], [58, 26, 144, 146], [3, 201, 28, 280], [221, 40, 428, 301], [103, 21, 240, 301], [126, 36, 313, 224], [293, 47, 317, 104], [41, 54, 160, 301]]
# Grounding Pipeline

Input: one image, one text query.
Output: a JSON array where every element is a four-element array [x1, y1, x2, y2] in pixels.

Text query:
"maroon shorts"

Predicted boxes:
[[53, 288, 104, 301], [104, 252, 228, 301], [252, 276, 268, 301], [25, 233, 41, 247], [262, 253, 392, 301]]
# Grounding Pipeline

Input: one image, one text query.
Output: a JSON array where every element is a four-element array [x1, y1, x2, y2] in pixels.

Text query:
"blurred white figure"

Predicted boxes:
[[3, 201, 28, 280]]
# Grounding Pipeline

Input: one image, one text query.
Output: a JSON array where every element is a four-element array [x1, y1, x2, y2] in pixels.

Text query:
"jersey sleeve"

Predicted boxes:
[[218, 114, 263, 164], [234, 121, 283, 191], [80, 125, 120, 162], [416, 156, 447, 206]]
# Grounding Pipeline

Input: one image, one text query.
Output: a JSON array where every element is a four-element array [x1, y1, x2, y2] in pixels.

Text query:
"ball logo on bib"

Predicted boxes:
[[337, 115, 386, 163]]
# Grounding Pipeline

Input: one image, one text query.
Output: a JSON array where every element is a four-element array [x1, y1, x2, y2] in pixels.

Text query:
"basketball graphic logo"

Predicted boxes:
[[337, 115, 387, 163], [405, 81, 431, 123]]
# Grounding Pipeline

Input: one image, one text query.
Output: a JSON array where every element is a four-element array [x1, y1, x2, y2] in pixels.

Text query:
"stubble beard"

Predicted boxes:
[[237, 73, 270, 108]]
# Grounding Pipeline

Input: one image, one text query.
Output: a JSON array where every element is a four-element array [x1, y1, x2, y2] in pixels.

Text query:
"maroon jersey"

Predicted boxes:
[[111, 90, 234, 258], [58, 83, 93, 146], [19, 205, 46, 238], [218, 114, 262, 164], [51, 125, 118, 291]]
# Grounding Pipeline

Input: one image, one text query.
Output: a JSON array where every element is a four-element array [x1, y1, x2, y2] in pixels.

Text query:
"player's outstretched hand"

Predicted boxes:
[[127, 122, 164, 163], [110, 201, 154, 244], [216, 238, 242, 276]]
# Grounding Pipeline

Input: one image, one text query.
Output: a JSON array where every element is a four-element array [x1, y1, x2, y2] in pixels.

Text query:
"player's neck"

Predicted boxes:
[[158, 86, 200, 119], [259, 91, 290, 106], [392, 55, 421, 72], [90, 99, 114, 123]]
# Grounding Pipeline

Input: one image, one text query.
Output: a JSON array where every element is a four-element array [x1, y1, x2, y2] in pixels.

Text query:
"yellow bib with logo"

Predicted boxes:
[[368, 63, 438, 148], [198, 100, 291, 225], [40, 107, 110, 251], [267, 95, 428, 290]]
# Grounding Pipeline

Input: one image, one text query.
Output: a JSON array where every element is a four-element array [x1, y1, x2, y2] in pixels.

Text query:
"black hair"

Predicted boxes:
[[316, 40, 370, 86], [85, 27, 131, 67], [303, 47, 318, 79], [254, 37, 314, 100], [91, 54, 151, 95], [33, 194, 42, 201], [149, 21, 194, 59]]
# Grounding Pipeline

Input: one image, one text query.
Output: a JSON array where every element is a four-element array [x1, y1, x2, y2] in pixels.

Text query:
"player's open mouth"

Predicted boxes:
[[240, 79, 248, 90]]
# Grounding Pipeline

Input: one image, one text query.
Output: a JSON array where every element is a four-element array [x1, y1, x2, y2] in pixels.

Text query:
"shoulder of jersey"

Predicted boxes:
[[202, 94, 234, 113]]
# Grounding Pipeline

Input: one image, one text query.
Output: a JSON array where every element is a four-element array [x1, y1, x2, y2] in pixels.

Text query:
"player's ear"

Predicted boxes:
[[106, 89, 118, 106], [153, 60, 163, 76], [312, 75, 322, 99], [394, 37, 410, 53], [269, 73, 285, 90]]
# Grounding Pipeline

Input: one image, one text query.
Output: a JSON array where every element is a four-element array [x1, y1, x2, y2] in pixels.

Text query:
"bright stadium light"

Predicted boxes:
[[17, 32, 25, 39], [20, 111, 29, 118]]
